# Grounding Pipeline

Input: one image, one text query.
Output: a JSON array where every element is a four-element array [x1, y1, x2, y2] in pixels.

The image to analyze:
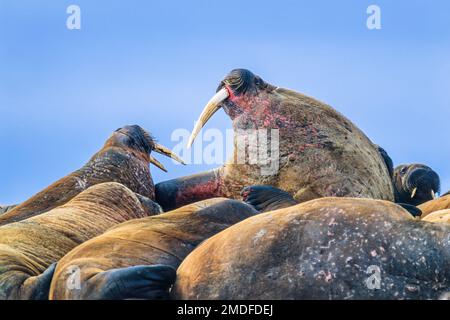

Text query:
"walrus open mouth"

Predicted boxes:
[[116, 125, 185, 172], [187, 69, 271, 148]]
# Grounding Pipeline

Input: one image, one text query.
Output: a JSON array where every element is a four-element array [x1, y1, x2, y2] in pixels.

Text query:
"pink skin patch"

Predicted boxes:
[[175, 177, 223, 206]]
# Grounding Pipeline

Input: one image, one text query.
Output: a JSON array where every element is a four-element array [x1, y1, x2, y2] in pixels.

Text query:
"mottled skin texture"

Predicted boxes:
[[156, 69, 394, 210], [419, 195, 450, 218], [174, 197, 450, 300], [49, 198, 257, 300], [0, 125, 157, 226], [0, 182, 160, 300], [393, 164, 440, 206], [422, 210, 450, 224]]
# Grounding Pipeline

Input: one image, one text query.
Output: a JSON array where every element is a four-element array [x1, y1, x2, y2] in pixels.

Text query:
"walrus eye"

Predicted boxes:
[[400, 167, 408, 176]]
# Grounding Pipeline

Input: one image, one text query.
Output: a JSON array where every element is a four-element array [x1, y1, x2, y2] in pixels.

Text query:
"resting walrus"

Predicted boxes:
[[156, 69, 394, 210], [0, 125, 183, 226], [48, 198, 257, 300], [393, 164, 440, 206], [0, 182, 162, 300], [419, 194, 450, 218], [174, 188, 450, 300]]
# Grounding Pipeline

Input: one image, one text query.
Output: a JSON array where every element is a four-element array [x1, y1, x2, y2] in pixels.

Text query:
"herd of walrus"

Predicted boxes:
[[1, 69, 449, 300]]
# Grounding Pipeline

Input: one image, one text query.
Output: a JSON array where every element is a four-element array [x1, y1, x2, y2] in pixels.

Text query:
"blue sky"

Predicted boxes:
[[1, 0, 450, 204]]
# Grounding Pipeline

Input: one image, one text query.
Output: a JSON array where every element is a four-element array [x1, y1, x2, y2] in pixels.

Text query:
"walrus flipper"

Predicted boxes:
[[88, 265, 176, 300], [155, 169, 222, 211], [241, 185, 299, 212], [397, 203, 422, 218], [376, 145, 394, 179], [21, 263, 57, 300]]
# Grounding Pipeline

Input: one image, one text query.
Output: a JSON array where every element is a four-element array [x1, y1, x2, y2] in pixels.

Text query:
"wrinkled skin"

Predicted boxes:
[[422, 209, 450, 224], [393, 164, 440, 207], [0, 182, 161, 300], [174, 197, 450, 300], [156, 69, 394, 210], [49, 198, 257, 300], [419, 195, 450, 218], [0, 125, 160, 226]]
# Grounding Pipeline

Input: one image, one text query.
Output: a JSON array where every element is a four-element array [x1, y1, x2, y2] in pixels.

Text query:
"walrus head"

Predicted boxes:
[[393, 164, 440, 206], [108, 125, 185, 172], [187, 69, 279, 147]]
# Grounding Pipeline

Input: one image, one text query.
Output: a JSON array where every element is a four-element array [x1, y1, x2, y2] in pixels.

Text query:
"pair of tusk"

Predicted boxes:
[[187, 88, 230, 148], [149, 156, 167, 172], [153, 143, 186, 165], [149, 143, 185, 172], [411, 187, 417, 199]]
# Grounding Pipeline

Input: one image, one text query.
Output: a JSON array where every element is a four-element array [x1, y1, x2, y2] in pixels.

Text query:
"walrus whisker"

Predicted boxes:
[[149, 155, 167, 172], [187, 87, 229, 148], [153, 143, 186, 165]]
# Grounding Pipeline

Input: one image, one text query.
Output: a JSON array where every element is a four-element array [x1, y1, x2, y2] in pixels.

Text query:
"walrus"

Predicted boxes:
[[418, 194, 450, 218], [0, 125, 183, 226], [156, 69, 394, 211], [0, 182, 162, 300], [393, 164, 440, 206], [174, 190, 450, 299], [48, 198, 258, 300], [422, 209, 450, 224]]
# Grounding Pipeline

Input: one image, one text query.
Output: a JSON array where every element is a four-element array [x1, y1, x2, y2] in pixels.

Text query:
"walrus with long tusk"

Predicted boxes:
[[48, 198, 257, 300], [393, 164, 440, 207], [0, 125, 184, 226], [173, 186, 450, 300], [156, 69, 394, 210], [0, 182, 162, 300]]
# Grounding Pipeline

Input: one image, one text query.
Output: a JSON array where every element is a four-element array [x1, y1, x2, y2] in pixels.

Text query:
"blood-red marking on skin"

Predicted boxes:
[[175, 178, 222, 206]]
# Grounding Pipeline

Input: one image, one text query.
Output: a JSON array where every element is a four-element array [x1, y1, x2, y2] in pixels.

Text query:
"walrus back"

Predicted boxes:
[[0, 147, 153, 226], [0, 182, 150, 300], [49, 198, 258, 300]]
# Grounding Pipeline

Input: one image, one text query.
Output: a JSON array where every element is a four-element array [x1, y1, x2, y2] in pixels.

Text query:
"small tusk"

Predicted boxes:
[[187, 88, 229, 148], [153, 143, 185, 165], [411, 187, 417, 199], [149, 155, 167, 172], [431, 190, 436, 199]]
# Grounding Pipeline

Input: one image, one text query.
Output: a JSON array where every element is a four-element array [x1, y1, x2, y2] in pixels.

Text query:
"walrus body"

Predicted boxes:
[[0, 182, 160, 300], [422, 209, 450, 224], [49, 198, 258, 300], [174, 197, 450, 300], [156, 69, 394, 210], [0, 125, 181, 226], [419, 195, 450, 218]]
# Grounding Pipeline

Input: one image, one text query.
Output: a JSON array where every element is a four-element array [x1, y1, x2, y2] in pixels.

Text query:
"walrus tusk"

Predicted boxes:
[[411, 187, 418, 199], [149, 155, 167, 172], [431, 190, 436, 199], [187, 88, 229, 148], [153, 143, 186, 165]]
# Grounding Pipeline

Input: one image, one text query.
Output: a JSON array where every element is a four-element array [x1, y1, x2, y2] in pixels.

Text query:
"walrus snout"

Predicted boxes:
[[406, 166, 440, 197], [112, 125, 185, 171], [394, 164, 440, 206]]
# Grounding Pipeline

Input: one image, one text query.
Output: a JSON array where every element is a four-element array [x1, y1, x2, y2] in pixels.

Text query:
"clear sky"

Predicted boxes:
[[1, 0, 449, 204]]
